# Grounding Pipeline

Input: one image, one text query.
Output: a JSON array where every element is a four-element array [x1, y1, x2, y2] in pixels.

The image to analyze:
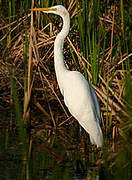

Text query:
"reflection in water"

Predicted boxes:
[[0, 111, 103, 179], [1, 110, 131, 180]]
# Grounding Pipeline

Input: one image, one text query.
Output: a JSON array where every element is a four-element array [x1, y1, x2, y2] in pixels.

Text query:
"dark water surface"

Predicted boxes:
[[0, 111, 103, 180]]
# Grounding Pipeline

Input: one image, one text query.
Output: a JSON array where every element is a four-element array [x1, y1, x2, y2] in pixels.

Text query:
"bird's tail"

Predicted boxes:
[[89, 125, 103, 147]]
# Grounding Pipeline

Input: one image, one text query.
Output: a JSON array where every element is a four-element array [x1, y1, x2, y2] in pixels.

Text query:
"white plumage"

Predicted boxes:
[[32, 5, 103, 147]]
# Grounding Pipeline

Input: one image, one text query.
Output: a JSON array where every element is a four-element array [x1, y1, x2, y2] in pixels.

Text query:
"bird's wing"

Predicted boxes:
[[63, 71, 103, 147], [88, 82, 101, 124], [63, 71, 98, 119]]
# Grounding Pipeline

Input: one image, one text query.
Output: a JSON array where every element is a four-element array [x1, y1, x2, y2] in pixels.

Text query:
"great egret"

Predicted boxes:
[[32, 5, 103, 147]]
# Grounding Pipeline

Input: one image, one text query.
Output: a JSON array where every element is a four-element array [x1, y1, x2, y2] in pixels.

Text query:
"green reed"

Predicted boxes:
[[5, 1, 30, 177], [98, 31, 106, 86], [7, 0, 11, 48], [7, 64, 24, 141], [77, 0, 101, 84], [0, 0, 131, 178], [8, 60, 30, 179], [77, 0, 89, 79]]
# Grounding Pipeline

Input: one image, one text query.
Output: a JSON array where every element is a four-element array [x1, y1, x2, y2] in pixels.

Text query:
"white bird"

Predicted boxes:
[[32, 5, 103, 147]]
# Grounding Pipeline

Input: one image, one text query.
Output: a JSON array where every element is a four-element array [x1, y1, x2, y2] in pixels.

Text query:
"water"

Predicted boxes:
[[0, 111, 131, 180], [0, 111, 103, 180]]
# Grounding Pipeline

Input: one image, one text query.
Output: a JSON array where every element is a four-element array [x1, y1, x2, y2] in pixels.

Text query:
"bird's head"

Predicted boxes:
[[31, 5, 69, 18]]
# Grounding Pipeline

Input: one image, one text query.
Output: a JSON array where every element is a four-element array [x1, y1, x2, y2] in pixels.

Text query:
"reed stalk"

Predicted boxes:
[[23, 29, 28, 121], [12, 0, 15, 21], [0, 0, 132, 178], [120, 0, 124, 37], [7, 63, 26, 147], [77, 0, 89, 79], [7, 0, 11, 48], [77, 0, 101, 85]]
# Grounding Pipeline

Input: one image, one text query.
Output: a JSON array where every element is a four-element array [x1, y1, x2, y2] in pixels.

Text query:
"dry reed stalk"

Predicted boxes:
[[35, 100, 50, 118], [41, 72, 69, 118], [23, 1, 34, 120], [58, 116, 73, 127], [117, 53, 132, 65], [0, 14, 30, 43], [0, 1, 131, 148]]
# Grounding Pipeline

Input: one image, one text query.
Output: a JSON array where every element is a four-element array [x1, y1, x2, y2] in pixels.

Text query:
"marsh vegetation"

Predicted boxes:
[[0, 0, 132, 179]]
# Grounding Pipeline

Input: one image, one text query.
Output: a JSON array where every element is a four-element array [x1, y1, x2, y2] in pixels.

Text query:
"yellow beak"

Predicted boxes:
[[31, 7, 56, 12]]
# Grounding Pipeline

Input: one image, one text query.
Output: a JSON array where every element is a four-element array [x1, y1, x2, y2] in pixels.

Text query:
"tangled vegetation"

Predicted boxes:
[[0, 0, 131, 179]]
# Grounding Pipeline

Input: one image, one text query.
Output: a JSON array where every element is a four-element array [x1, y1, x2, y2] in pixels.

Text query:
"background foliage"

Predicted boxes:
[[0, 0, 132, 179]]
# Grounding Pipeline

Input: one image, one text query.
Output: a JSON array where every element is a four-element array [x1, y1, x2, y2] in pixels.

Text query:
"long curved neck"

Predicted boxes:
[[54, 14, 70, 74]]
